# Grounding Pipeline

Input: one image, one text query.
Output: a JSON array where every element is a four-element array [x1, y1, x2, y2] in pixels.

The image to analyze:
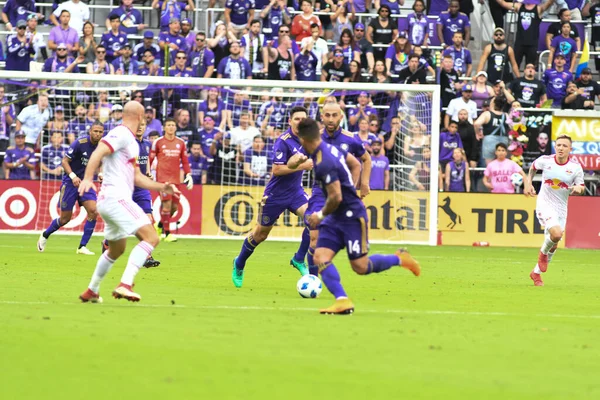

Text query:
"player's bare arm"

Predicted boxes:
[[287, 153, 308, 169], [276, 157, 313, 175], [134, 167, 179, 195], [345, 152, 361, 186], [308, 180, 342, 229], [358, 151, 371, 198], [524, 166, 537, 197], [61, 155, 81, 187], [79, 141, 112, 195]]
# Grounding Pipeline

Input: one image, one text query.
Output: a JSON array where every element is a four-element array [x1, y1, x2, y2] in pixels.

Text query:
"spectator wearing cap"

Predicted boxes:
[[180, 18, 195, 49], [49, 0, 90, 35], [107, 0, 145, 35], [397, 53, 429, 84], [545, 8, 581, 52], [78, 21, 98, 64], [543, 53, 572, 107], [240, 19, 266, 78], [367, 5, 397, 62], [385, 32, 410, 81], [291, 0, 321, 42], [152, 0, 195, 31], [3, 131, 35, 180], [133, 31, 160, 66], [354, 23, 374, 74], [369, 137, 390, 190], [436, 0, 470, 49], [48, 10, 79, 56], [43, 42, 79, 76], [470, 71, 495, 110], [242, 135, 271, 186], [67, 104, 94, 143], [2, 0, 41, 31], [224, 0, 255, 39], [265, 35, 295, 81], [112, 42, 138, 75], [259, 0, 291, 40], [477, 27, 520, 85], [15, 92, 50, 149], [548, 22, 578, 73], [217, 41, 252, 80], [86, 44, 115, 74], [6, 20, 34, 72], [508, 63, 547, 108], [406, 0, 429, 47], [442, 31, 471, 77], [144, 106, 163, 137], [576, 67, 600, 103], [189, 31, 215, 78], [198, 87, 226, 130], [104, 104, 123, 132], [26, 13, 46, 62], [158, 17, 189, 67], [101, 14, 129, 64], [40, 130, 68, 180], [347, 92, 377, 131], [321, 47, 351, 82], [445, 84, 477, 129], [137, 48, 160, 77]]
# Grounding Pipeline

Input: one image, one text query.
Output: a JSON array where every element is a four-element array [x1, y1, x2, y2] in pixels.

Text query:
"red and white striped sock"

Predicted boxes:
[[121, 241, 154, 286]]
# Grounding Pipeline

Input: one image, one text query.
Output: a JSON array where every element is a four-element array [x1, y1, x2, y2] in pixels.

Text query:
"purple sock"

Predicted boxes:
[[307, 247, 318, 276], [43, 218, 63, 239], [79, 219, 96, 247], [235, 234, 259, 270], [293, 227, 310, 263], [366, 254, 399, 274], [320, 262, 347, 298]]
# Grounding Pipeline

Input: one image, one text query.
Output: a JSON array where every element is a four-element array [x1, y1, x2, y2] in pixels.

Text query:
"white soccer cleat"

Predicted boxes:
[[76, 246, 95, 255], [112, 284, 141, 302], [37, 233, 47, 252]]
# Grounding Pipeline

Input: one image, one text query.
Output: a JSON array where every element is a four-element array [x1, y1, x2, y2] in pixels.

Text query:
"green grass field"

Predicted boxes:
[[1, 234, 599, 399]]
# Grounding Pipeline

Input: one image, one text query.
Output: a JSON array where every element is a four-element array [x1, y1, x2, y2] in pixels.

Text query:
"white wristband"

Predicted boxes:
[[69, 172, 77, 180], [316, 210, 324, 221]]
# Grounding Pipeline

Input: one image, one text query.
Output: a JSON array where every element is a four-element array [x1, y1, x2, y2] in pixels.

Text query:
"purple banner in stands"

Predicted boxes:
[[397, 16, 441, 47], [538, 21, 586, 52]]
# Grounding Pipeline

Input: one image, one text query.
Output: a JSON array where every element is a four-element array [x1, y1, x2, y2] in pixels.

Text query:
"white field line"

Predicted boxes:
[[1, 300, 600, 320]]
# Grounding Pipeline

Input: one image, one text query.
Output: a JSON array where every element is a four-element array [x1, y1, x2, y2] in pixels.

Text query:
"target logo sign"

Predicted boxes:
[[48, 190, 89, 229], [152, 193, 191, 232], [0, 187, 37, 227]]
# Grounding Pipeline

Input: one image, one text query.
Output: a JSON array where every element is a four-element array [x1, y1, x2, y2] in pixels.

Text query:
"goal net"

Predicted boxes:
[[0, 71, 440, 245]]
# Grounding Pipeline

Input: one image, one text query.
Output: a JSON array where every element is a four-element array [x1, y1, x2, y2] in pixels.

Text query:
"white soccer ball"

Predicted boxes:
[[296, 275, 323, 298], [511, 173, 523, 187]]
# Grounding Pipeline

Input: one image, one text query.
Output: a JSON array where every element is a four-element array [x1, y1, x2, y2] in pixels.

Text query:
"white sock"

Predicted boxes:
[[89, 253, 116, 293], [548, 249, 556, 263], [120, 241, 154, 286], [540, 235, 557, 254], [533, 265, 542, 274]]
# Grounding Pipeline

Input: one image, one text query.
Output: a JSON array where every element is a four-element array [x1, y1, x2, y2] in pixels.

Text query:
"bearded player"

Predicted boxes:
[[232, 106, 313, 288], [150, 118, 193, 242], [304, 102, 372, 276], [524, 135, 584, 286]]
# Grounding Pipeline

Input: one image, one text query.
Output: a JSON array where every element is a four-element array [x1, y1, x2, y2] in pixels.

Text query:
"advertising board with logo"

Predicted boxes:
[[552, 111, 600, 170]]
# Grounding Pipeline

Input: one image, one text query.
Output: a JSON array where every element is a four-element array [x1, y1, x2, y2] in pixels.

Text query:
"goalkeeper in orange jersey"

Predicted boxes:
[[149, 118, 193, 242]]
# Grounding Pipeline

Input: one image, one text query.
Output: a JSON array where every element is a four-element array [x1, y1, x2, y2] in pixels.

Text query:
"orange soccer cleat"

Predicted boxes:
[[537, 252, 549, 272], [530, 271, 544, 287], [112, 284, 141, 302], [395, 248, 421, 276], [79, 288, 103, 303]]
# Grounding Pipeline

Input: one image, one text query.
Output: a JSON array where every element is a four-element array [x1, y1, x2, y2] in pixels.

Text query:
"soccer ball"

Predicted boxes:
[[510, 173, 523, 187], [296, 275, 323, 298]]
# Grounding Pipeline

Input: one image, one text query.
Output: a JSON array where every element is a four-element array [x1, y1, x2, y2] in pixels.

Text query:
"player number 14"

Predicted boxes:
[[348, 240, 360, 254]]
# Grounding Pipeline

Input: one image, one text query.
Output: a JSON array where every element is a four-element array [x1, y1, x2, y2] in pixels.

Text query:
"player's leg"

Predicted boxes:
[[77, 199, 99, 255], [80, 237, 126, 303], [163, 193, 180, 242], [290, 201, 309, 275], [302, 195, 323, 276], [160, 193, 176, 241], [531, 211, 563, 286], [143, 213, 161, 267], [38, 183, 74, 251]]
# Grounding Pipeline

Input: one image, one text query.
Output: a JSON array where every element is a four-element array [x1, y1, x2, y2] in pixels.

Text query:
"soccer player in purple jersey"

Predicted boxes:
[[289, 118, 421, 314], [232, 106, 312, 287], [37, 121, 105, 255], [304, 102, 372, 277]]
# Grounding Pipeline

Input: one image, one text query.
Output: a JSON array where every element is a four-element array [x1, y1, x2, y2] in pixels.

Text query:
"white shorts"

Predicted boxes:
[[536, 207, 566, 233], [98, 197, 151, 241]]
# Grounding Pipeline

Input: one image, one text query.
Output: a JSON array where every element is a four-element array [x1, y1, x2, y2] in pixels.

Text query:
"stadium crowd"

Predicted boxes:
[[0, 0, 598, 193]]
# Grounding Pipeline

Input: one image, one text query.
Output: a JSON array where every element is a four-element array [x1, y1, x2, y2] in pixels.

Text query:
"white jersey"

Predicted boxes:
[[99, 125, 139, 199], [533, 155, 584, 217]]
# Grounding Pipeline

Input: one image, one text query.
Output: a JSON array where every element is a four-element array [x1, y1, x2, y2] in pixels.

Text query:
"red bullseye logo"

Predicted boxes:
[[152, 193, 190, 232], [49, 190, 89, 228], [0, 187, 37, 227]]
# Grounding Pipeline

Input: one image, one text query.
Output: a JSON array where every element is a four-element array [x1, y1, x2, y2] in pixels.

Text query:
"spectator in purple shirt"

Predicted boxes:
[[67, 104, 94, 143], [369, 138, 390, 190], [152, 0, 195, 31], [548, 22, 578, 73], [242, 135, 271, 185], [217, 41, 252, 79], [181, 18, 195, 49], [295, 41, 319, 81], [112, 42, 138, 75], [189, 31, 215, 78], [0, 85, 15, 166], [439, 119, 464, 170], [2, 0, 41, 30], [225, 90, 253, 130], [101, 14, 129, 63], [133, 31, 160, 66], [40, 130, 69, 180], [3, 131, 35, 179], [48, 10, 79, 56], [442, 31, 472, 77], [158, 17, 188, 67], [347, 92, 377, 131], [6, 20, 34, 71], [106, 0, 145, 35], [188, 141, 206, 184], [144, 106, 163, 137], [259, 0, 291, 40], [198, 88, 226, 130], [225, 0, 255, 39], [196, 116, 220, 167], [406, 0, 429, 46], [436, 0, 470, 48]]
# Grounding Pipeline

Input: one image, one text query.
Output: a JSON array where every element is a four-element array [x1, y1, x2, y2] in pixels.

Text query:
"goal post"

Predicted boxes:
[[0, 71, 440, 245]]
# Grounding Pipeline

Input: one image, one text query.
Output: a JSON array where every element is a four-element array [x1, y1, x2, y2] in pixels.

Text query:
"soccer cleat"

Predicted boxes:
[[530, 271, 544, 287], [112, 284, 141, 302], [232, 258, 244, 288], [79, 288, 103, 303], [537, 251, 549, 273], [290, 258, 309, 276], [76, 246, 95, 255], [143, 256, 160, 268], [395, 248, 421, 276], [320, 298, 355, 315], [37, 233, 47, 252], [163, 234, 177, 242]]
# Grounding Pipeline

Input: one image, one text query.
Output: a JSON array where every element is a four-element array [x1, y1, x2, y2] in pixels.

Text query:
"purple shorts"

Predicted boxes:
[[257, 191, 308, 227], [59, 181, 97, 211], [317, 214, 370, 260], [304, 192, 325, 231], [132, 189, 153, 214]]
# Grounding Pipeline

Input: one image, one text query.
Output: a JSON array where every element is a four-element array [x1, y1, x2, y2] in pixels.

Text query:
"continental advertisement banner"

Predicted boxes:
[[552, 111, 600, 170], [437, 193, 559, 248], [201, 186, 430, 243]]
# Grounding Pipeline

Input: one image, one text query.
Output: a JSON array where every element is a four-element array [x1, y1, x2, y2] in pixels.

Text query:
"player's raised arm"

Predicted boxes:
[[524, 163, 538, 197], [287, 153, 308, 170], [134, 166, 180, 194], [79, 141, 112, 195]]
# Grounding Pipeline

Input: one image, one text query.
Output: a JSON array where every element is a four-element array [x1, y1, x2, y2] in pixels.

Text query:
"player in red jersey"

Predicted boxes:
[[150, 118, 193, 242]]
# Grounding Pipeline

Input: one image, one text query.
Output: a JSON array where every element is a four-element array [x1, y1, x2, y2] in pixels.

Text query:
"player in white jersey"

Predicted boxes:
[[524, 135, 584, 286], [77, 102, 180, 303]]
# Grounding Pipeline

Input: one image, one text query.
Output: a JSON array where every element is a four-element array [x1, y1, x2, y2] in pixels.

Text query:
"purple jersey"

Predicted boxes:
[[550, 36, 577, 67], [2, 0, 37, 26], [429, 0, 449, 16], [543, 68, 573, 106], [4, 146, 34, 179], [0, 102, 15, 139], [347, 0, 366, 13], [63, 136, 98, 181], [5, 35, 33, 71], [157, 1, 188, 29], [198, 99, 225, 126], [447, 160, 466, 192], [264, 129, 307, 197], [357, 132, 379, 147], [189, 47, 215, 77], [133, 43, 160, 64], [226, 97, 252, 127], [406, 12, 429, 46], [442, 46, 472, 76], [257, 101, 288, 130], [380, 0, 401, 15], [347, 106, 377, 131], [67, 117, 94, 140], [112, 56, 139, 75], [225, 0, 255, 25], [385, 46, 409, 76], [436, 12, 470, 45], [132, 137, 152, 213], [110, 5, 144, 35], [261, 5, 287, 40], [291, 99, 319, 119], [369, 154, 389, 190], [48, 26, 78, 52], [439, 131, 463, 163], [158, 31, 188, 65], [217, 56, 252, 79], [144, 118, 163, 138], [136, 137, 151, 176], [42, 55, 74, 73], [294, 51, 318, 81], [189, 155, 204, 184], [198, 128, 219, 157], [100, 30, 129, 63], [41, 144, 68, 180]]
